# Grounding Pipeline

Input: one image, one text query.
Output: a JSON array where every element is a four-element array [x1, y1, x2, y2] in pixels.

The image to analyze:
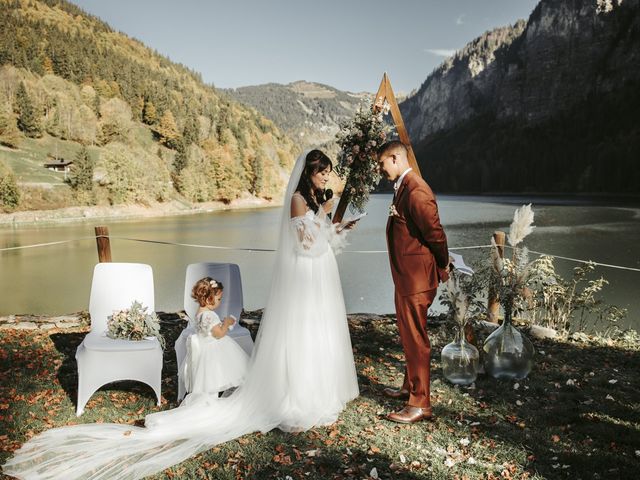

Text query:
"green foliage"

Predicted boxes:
[[101, 143, 171, 204], [172, 140, 188, 174], [526, 256, 627, 335], [0, 160, 20, 210], [250, 152, 265, 195], [0, 100, 20, 148], [67, 145, 95, 194], [175, 145, 215, 202], [15, 82, 42, 138], [182, 113, 199, 146]]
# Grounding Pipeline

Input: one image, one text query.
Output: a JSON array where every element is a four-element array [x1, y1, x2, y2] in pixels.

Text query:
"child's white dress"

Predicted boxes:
[[182, 310, 249, 396]]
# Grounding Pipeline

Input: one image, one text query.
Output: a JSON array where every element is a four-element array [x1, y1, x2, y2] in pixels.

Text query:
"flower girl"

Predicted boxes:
[[182, 277, 249, 399]]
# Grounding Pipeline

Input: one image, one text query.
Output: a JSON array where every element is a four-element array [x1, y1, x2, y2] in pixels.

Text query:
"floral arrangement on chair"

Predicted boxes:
[[107, 300, 165, 349], [335, 98, 390, 213]]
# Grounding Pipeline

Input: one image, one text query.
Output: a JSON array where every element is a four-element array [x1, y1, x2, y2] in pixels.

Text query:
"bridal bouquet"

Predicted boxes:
[[107, 300, 165, 349], [335, 98, 390, 213]]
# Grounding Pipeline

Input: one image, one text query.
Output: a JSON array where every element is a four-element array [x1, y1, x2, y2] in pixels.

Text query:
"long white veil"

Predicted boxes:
[[2, 150, 337, 480]]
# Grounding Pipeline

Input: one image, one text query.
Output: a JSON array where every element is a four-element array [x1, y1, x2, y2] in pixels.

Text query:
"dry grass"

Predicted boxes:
[[1, 313, 638, 479]]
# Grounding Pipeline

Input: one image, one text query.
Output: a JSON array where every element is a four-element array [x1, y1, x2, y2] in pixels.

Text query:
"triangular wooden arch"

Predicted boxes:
[[333, 73, 421, 223]]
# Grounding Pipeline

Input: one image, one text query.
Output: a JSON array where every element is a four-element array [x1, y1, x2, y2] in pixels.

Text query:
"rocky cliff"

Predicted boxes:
[[400, 0, 640, 193]]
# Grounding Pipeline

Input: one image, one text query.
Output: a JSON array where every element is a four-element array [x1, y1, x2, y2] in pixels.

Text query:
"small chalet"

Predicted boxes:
[[44, 158, 73, 173]]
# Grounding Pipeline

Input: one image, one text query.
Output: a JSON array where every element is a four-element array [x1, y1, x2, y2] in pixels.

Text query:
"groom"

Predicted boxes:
[[377, 140, 449, 423]]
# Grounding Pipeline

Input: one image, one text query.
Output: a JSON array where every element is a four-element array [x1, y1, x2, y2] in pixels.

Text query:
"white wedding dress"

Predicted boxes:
[[2, 151, 359, 480]]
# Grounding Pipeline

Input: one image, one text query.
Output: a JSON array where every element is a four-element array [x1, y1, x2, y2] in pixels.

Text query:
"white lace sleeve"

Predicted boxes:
[[197, 311, 221, 337], [290, 211, 350, 256], [290, 212, 328, 257]]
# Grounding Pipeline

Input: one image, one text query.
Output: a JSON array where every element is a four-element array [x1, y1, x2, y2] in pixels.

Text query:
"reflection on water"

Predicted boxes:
[[1, 195, 639, 330]]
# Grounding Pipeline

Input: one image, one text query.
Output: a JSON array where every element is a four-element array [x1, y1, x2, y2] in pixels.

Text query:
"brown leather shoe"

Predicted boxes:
[[382, 387, 410, 400], [386, 405, 433, 424]]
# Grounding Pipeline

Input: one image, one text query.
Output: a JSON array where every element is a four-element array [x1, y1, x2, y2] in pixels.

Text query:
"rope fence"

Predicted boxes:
[[2, 234, 639, 272]]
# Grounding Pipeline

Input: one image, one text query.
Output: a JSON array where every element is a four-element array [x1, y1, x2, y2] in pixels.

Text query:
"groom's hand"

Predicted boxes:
[[437, 265, 450, 283]]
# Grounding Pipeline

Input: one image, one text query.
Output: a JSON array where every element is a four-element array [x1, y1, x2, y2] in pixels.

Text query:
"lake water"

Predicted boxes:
[[1, 195, 639, 330]]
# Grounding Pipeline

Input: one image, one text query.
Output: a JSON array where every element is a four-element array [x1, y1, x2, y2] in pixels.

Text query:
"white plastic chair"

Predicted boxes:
[[175, 262, 254, 401], [75, 263, 162, 416]]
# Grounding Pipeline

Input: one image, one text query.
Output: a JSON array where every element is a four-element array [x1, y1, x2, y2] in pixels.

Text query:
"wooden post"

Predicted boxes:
[[487, 230, 506, 323], [95, 226, 112, 262], [333, 73, 419, 224]]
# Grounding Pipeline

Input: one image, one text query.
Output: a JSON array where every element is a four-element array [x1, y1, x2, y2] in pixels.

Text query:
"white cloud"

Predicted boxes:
[[424, 49, 457, 58], [456, 14, 465, 25]]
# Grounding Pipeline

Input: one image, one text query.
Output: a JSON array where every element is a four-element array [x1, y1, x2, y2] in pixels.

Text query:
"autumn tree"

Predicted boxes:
[[43, 56, 54, 75], [157, 109, 180, 149], [143, 99, 157, 125]]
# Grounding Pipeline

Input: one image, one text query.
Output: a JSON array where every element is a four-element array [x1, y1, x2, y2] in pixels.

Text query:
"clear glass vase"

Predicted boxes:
[[442, 324, 480, 385], [483, 307, 535, 380]]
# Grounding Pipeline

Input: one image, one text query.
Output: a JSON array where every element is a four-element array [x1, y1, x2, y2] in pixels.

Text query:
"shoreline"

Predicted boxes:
[[0, 195, 283, 228]]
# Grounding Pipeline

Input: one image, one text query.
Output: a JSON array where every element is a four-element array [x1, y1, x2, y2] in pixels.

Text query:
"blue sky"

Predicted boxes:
[[70, 0, 540, 94]]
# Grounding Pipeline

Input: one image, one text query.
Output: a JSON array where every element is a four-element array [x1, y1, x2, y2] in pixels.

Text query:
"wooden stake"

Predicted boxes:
[[95, 226, 112, 262], [487, 230, 506, 323]]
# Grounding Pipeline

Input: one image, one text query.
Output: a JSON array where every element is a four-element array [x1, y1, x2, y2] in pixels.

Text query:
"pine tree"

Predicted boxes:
[[156, 109, 180, 149], [15, 82, 42, 138], [173, 139, 188, 174], [0, 161, 20, 210], [182, 113, 199, 146], [0, 101, 21, 148], [251, 153, 264, 195], [68, 145, 95, 192]]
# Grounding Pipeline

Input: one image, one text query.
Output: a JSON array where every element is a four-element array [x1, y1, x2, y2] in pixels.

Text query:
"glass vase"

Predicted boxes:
[[441, 324, 480, 385], [483, 307, 535, 379]]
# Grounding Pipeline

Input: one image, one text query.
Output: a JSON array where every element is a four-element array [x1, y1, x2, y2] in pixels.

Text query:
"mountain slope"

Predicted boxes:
[[225, 81, 370, 156], [0, 0, 297, 212], [400, 0, 640, 194]]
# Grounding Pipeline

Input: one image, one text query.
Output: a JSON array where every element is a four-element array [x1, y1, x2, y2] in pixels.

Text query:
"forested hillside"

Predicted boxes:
[[0, 0, 297, 212], [225, 81, 369, 157]]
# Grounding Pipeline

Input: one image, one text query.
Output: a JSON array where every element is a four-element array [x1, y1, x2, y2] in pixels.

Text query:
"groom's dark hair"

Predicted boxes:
[[296, 149, 333, 213], [377, 140, 407, 157]]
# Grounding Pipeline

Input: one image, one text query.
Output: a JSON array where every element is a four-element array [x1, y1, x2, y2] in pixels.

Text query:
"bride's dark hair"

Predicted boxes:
[[295, 149, 333, 213]]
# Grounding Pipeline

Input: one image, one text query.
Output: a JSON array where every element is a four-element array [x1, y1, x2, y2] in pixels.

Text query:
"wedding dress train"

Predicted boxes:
[[2, 151, 359, 480]]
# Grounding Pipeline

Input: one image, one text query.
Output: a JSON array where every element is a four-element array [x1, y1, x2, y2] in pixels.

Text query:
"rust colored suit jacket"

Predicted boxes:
[[386, 171, 449, 296]]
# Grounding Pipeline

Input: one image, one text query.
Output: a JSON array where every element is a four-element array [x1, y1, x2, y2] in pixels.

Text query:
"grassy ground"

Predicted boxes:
[[0, 314, 638, 479]]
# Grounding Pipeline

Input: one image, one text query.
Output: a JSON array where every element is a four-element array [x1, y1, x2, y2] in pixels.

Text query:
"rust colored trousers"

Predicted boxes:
[[395, 288, 437, 410]]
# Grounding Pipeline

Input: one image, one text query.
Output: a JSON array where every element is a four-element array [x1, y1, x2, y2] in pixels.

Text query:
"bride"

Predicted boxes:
[[3, 149, 359, 479]]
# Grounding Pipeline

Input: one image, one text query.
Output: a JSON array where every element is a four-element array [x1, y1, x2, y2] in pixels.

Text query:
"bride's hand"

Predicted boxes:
[[322, 198, 335, 214], [336, 220, 357, 233], [223, 316, 236, 327]]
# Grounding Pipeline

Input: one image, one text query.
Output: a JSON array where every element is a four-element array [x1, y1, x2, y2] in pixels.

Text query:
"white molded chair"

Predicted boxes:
[[175, 262, 254, 401], [75, 263, 162, 416]]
